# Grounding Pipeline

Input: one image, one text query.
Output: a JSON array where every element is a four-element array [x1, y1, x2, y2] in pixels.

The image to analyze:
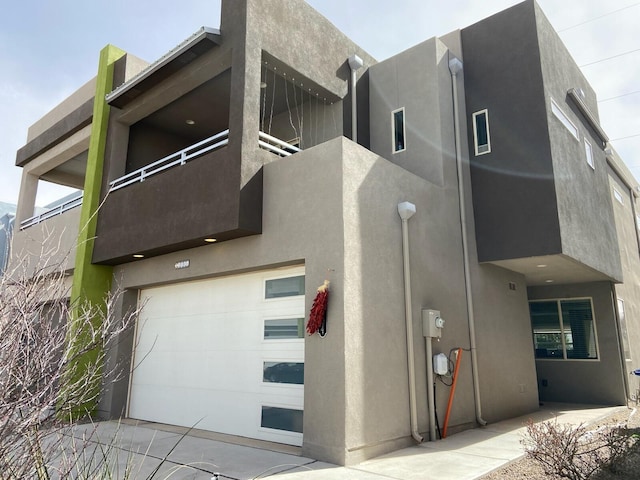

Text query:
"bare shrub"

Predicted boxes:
[[522, 417, 639, 480], [0, 239, 138, 479]]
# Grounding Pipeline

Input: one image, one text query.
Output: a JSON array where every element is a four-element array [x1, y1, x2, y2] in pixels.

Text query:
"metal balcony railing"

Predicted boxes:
[[20, 195, 83, 230], [259, 131, 301, 156], [109, 129, 230, 192]]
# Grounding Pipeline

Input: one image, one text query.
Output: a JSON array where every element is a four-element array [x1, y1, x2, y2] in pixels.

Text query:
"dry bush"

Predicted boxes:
[[0, 239, 138, 479], [522, 417, 639, 480]]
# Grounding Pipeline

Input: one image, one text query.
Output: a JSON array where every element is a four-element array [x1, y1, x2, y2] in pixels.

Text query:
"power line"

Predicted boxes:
[[609, 133, 640, 142], [579, 47, 640, 67], [599, 90, 640, 103], [557, 2, 640, 32]]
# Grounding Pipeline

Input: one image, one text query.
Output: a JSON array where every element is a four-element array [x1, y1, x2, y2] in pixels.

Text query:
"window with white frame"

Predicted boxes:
[[392, 107, 406, 153], [529, 298, 598, 360], [472, 109, 491, 155], [613, 187, 624, 205], [617, 298, 632, 361], [550, 98, 579, 140], [584, 138, 594, 170]]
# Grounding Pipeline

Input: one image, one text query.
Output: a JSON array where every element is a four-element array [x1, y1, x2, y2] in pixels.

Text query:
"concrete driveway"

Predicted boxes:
[[52, 403, 624, 480]]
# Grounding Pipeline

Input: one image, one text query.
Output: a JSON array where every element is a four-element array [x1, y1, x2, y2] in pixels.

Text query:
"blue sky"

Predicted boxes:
[[1, 0, 638, 205]]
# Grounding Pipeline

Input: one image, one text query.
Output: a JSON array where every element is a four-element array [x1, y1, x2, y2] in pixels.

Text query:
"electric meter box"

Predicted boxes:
[[422, 309, 443, 338]]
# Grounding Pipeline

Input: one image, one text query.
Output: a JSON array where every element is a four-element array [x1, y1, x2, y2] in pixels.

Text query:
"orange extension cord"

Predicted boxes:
[[442, 348, 463, 438]]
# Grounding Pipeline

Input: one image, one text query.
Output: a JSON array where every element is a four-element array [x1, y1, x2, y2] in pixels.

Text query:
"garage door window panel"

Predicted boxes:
[[261, 406, 303, 433], [265, 275, 305, 299]]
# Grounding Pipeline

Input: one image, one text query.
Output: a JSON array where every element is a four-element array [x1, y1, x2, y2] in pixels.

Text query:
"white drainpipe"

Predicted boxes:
[[348, 54, 364, 143], [448, 56, 487, 427], [398, 201, 424, 443]]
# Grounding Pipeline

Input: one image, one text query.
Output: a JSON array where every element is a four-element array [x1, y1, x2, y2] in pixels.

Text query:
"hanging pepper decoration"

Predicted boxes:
[[307, 280, 330, 337]]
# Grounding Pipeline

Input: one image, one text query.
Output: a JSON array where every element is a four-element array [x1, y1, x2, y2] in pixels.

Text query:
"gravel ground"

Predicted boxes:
[[480, 406, 640, 480]]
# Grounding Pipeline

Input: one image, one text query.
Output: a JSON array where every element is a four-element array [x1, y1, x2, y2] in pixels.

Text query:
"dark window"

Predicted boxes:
[[393, 108, 406, 153], [530, 299, 597, 360], [261, 406, 303, 433], [263, 362, 304, 384], [473, 110, 491, 155]]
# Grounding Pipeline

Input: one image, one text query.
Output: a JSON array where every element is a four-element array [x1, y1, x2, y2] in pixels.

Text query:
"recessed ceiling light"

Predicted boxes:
[[545, 279, 554, 283], [133, 254, 144, 258], [204, 238, 217, 243], [185, 119, 195, 125], [536, 264, 547, 268]]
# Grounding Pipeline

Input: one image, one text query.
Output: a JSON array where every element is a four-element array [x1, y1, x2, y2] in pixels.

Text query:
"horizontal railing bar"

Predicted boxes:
[[258, 140, 293, 157], [109, 130, 230, 191], [20, 194, 83, 230], [259, 131, 301, 152]]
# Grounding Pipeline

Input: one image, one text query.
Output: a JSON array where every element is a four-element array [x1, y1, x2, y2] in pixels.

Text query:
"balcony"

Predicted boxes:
[[107, 130, 299, 195], [20, 194, 83, 230], [10, 193, 83, 277], [92, 131, 301, 265]]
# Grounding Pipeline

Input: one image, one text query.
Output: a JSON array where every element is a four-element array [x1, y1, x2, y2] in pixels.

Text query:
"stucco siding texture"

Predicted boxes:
[[369, 38, 449, 186], [461, 0, 562, 263], [9, 206, 81, 277], [108, 137, 540, 464], [535, 2, 622, 282], [92, 146, 250, 265], [608, 166, 640, 384]]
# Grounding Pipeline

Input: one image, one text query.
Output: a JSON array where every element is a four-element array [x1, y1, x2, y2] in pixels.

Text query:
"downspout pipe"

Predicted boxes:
[[448, 56, 488, 427], [425, 334, 436, 441], [348, 54, 364, 143], [398, 201, 424, 443]]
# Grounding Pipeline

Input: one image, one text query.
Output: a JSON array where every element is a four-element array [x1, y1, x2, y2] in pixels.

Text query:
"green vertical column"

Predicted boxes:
[[63, 45, 125, 419]]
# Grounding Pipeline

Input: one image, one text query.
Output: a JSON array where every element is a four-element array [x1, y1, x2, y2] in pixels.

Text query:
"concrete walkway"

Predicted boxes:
[[61, 403, 625, 479]]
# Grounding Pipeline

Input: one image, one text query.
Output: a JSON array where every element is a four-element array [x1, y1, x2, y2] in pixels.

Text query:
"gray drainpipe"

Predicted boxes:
[[398, 201, 424, 443], [348, 54, 364, 143], [449, 55, 488, 427]]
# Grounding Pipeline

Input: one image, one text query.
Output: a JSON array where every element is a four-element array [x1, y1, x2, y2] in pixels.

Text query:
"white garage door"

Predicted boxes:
[[128, 266, 306, 446]]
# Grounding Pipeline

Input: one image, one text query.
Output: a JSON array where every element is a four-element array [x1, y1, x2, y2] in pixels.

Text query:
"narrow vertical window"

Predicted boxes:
[[584, 138, 594, 170], [613, 187, 624, 205], [392, 107, 406, 153], [617, 298, 631, 361], [472, 109, 491, 155]]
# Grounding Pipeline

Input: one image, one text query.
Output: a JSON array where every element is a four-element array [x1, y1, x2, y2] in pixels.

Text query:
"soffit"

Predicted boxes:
[[490, 254, 617, 286], [107, 27, 221, 109]]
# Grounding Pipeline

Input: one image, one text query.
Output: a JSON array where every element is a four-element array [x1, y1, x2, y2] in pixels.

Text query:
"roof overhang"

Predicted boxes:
[[567, 88, 609, 146], [106, 27, 221, 109]]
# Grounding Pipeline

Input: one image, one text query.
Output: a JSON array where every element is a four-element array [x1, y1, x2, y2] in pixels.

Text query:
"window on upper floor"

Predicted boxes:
[[550, 98, 579, 141], [392, 107, 406, 153], [472, 109, 491, 155], [613, 187, 624, 205], [584, 138, 594, 170], [530, 298, 598, 360]]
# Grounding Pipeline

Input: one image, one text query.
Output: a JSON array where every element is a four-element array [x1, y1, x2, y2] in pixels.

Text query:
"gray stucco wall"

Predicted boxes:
[[9, 207, 81, 278], [535, 2, 622, 282], [528, 281, 627, 405], [461, 0, 561, 263], [105, 123, 541, 463], [369, 38, 449, 186], [608, 164, 640, 393]]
